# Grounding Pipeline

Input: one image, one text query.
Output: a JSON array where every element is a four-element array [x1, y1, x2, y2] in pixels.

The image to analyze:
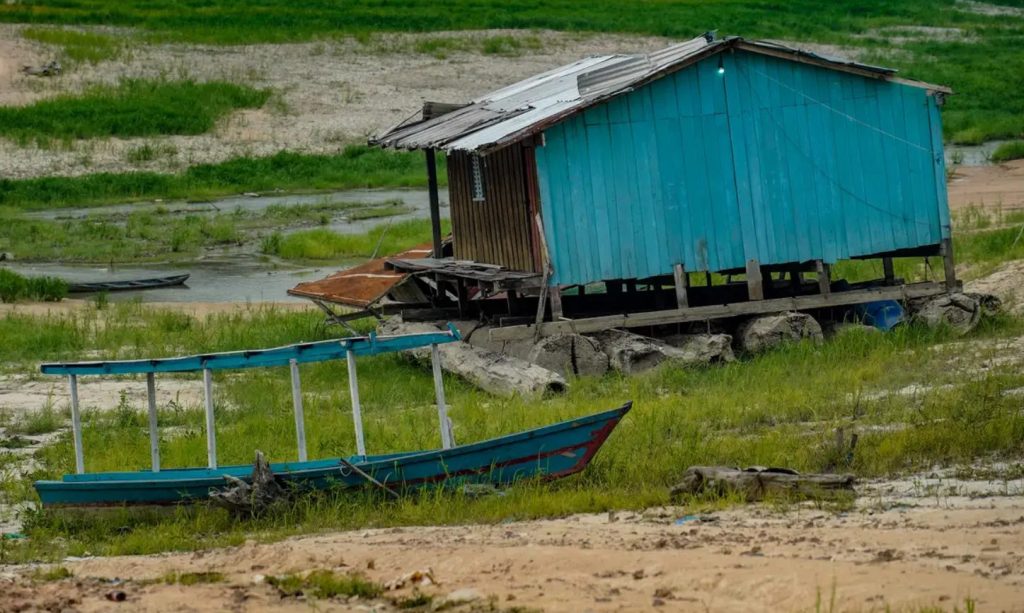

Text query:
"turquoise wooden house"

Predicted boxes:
[[366, 33, 956, 337]]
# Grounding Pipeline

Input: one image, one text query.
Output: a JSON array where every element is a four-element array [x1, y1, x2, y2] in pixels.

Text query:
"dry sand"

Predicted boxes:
[[2, 471, 1023, 612], [948, 160, 1024, 212]]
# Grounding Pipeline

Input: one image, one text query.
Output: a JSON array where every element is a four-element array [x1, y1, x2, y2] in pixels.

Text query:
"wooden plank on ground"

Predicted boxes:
[[488, 282, 948, 341]]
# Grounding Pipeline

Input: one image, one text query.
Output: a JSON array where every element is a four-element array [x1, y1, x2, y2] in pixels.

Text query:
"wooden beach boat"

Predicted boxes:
[[33, 325, 630, 508], [67, 273, 190, 293]]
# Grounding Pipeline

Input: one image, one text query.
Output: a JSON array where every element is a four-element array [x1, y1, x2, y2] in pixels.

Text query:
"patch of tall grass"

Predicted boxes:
[[990, 141, 1024, 163], [21, 27, 125, 65], [265, 218, 450, 261], [0, 80, 269, 145], [0, 146, 443, 211], [0, 269, 67, 302]]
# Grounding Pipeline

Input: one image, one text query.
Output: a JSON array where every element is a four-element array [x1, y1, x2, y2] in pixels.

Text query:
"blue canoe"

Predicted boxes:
[[32, 325, 630, 508], [35, 402, 630, 507]]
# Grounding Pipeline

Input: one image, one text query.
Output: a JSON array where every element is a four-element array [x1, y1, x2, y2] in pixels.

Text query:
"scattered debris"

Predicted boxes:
[[20, 60, 62, 77], [384, 568, 436, 590], [734, 312, 823, 353], [209, 451, 287, 516], [670, 466, 855, 502]]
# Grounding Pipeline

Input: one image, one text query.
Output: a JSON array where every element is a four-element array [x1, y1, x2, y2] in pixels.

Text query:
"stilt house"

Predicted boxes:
[[294, 33, 957, 338]]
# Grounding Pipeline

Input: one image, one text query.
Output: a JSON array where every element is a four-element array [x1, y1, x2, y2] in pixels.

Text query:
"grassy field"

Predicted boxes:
[[0, 146, 442, 211], [0, 80, 269, 145], [0, 301, 1021, 561], [0, 198, 412, 263], [2, 1, 1023, 143], [262, 218, 450, 261]]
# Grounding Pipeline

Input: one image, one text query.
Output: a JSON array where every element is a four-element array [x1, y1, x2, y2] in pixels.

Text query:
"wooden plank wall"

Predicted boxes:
[[447, 145, 538, 272]]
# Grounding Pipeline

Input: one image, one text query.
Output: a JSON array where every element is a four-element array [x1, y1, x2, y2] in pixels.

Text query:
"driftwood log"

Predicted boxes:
[[210, 451, 288, 516], [670, 466, 855, 502], [380, 318, 566, 397], [527, 333, 609, 378], [588, 329, 733, 373]]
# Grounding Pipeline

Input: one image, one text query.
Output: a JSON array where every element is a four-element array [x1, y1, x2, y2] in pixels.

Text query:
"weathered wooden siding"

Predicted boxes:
[[535, 50, 949, 286], [447, 146, 538, 272]]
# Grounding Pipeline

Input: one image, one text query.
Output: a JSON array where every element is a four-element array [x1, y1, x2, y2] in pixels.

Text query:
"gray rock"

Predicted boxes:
[[910, 292, 981, 335], [734, 312, 823, 353]]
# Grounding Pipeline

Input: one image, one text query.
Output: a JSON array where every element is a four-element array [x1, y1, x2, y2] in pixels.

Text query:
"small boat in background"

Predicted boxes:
[[67, 273, 190, 293], [33, 325, 631, 507]]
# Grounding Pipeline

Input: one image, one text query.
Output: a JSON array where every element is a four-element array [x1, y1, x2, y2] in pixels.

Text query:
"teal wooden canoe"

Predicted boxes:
[[32, 324, 631, 508], [35, 402, 631, 507]]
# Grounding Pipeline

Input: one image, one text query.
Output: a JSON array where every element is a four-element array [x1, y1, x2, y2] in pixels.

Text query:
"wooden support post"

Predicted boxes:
[[548, 285, 564, 320], [289, 359, 308, 462], [146, 372, 160, 472], [882, 257, 895, 285], [815, 260, 831, 296], [673, 263, 689, 309], [202, 368, 217, 469], [346, 348, 367, 457], [68, 375, 84, 475], [430, 344, 454, 449], [705, 271, 712, 287], [425, 148, 443, 259], [788, 267, 801, 293], [940, 238, 957, 292], [745, 259, 764, 301]]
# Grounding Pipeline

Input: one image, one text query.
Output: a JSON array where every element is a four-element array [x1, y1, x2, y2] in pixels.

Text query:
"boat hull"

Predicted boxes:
[[34, 402, 631, 508], [67, 274, 190, 293]]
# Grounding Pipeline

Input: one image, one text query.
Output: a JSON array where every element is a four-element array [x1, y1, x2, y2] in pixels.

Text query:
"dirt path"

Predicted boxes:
[[3, 473, 1023, 612]]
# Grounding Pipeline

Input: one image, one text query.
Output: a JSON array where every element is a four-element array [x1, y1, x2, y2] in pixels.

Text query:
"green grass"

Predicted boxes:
[[0, 199, 418, 263], [0, 146, 444, 212], [0, 269, 68, 302], [21, 26, 125, 65], [267, 570, 382, 599], [2, 1, 1024, 141], [991, 141, 1024, 162], [0, 302, 1022, 561], [0, 80, 269, 145], [265, 218, 451, 261], [162, 571, 225, 585]]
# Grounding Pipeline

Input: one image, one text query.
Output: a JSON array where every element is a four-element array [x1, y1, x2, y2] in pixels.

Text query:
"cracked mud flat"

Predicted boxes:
[[3, 472, 1024, 612]]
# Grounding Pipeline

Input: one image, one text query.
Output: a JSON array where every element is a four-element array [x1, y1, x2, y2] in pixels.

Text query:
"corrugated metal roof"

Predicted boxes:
[[287, 244, 433, 309], [370, 34, 949, 155]]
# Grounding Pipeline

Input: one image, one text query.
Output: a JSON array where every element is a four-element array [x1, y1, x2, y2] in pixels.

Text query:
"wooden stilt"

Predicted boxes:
[[746, 259, 764, 300], [815, 260, 831, 296], [203, 368, 217, 469], [146, 372, 160, 472], [940, 238, 957, 292], [430, 344, 454, 449], [883, 257, 895, 285], [425, 148, 443, 259], [549, 285, 564, 319], [68, 375, 84, 475], [673, 263, 689, 309], [289, 359, 308, 462], [346, 349, 367, 456]]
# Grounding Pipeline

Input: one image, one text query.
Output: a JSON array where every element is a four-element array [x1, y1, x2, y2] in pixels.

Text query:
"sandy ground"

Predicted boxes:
[[948, 160, 1024, 211], [2, 471, 1023, 612]]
